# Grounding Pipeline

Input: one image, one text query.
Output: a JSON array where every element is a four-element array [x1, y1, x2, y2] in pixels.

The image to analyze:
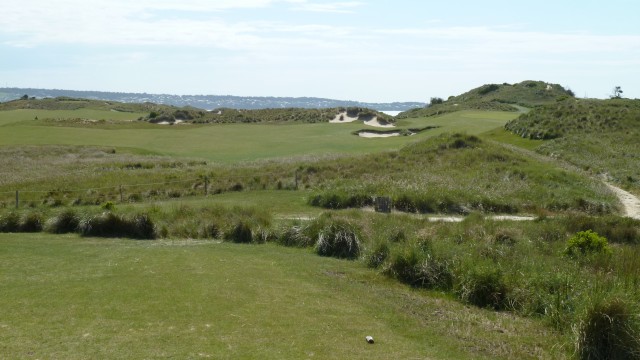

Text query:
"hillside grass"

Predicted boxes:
[[505, 98, 640, 192], [399, 80, 573, 119], [0, 233, 565, 359]]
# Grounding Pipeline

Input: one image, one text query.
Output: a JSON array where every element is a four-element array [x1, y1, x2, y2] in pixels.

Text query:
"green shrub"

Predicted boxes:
[[44, 209, 80, 234], [576, 298, 640, 360], [0, 212, 20, 232], [456, 265, 509, 310], [224, 221, 253, 243], [101, 201, 116, 211], [315, 221, 361, 259], [564, 230, 611, 258]]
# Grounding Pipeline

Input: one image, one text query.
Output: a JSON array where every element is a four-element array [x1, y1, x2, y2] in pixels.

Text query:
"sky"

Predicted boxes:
[[1, 0, 639, 103]]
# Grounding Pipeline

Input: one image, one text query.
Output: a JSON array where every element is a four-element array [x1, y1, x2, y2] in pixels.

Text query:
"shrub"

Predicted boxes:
[[456, 265, 509, 310], [101, 201, 116, 211], [315, 221, 361, 259], [19, 212, 43, 232], [224, 221, 253, 243], [44, 209, 80, 234], [0, 212, 20, 232], [564, 230, 611, 258], [576, 298, 640, 359]]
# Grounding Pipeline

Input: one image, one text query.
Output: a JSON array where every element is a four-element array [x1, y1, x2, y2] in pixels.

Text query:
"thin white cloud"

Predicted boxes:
[[289, 1, 364, 13]]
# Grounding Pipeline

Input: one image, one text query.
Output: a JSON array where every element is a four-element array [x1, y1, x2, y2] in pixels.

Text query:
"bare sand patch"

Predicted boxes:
[[364, 117, 395, 128], [330, 111, 359, 123], [358, 131, 401, 138]]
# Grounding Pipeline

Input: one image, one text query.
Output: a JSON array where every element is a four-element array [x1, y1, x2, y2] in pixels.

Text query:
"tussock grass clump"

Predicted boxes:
[[576, 298, 640, 360], [456, 265, 509, 310], [79, 212, 156, 239], [365, 240, 390, 269], [315, 220, 361, 259], [44, 209, 80, 234], [223, 221, 253, 244], [0, 212, 20, 232], [18, 212, 43, 232], [278, 225, 314, 247], [384, 243, 453, 290]]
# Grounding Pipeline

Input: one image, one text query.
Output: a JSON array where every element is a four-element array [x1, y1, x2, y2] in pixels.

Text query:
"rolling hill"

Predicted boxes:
[[398, 80, 575, 119]]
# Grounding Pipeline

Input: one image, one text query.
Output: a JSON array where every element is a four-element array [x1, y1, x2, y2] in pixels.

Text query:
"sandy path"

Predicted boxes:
[[605, 184, 640, 220]]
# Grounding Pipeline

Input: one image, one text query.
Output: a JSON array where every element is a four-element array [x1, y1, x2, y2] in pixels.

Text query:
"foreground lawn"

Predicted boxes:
[[0, 234, 565, 359]]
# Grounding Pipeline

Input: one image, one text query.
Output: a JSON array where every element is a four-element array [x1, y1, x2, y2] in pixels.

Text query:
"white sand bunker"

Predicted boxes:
[[157, 120, 185, 125], [358, 131, 402, 138], [364, 118, 395, 128], [330, 111, 396, 128], [330, 111, 359, 123]]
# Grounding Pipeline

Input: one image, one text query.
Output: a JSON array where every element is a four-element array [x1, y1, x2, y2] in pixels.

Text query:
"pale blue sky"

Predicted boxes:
[[1, 0, 638, 102]]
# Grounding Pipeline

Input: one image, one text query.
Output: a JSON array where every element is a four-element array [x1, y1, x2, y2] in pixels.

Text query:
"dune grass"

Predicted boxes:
[[0, 233, 565, 359]]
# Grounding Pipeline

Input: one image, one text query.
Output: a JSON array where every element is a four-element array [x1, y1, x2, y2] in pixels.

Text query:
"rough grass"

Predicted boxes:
[[398, 80, 572, 119], [505, 98, 640, 192], [0, 234, 566, 359]]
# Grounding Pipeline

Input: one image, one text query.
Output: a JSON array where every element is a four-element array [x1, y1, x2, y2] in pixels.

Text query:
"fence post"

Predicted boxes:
[[15, 190, 19, 209]]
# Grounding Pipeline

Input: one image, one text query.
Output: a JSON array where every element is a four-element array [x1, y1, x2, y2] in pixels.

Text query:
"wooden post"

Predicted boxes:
[[15, 190, 19, 209]]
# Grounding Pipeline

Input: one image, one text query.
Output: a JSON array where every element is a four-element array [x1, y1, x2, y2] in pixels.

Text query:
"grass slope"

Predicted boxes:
[[505, 98, 640, 192], [0, 234, 564, 359], [399, 80, 574, 119]]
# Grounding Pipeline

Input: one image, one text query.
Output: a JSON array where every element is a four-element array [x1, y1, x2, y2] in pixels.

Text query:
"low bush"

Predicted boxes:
[[576, 298, 640, 359], [315, 221, 361, 259], [564, 230, 611, 258]]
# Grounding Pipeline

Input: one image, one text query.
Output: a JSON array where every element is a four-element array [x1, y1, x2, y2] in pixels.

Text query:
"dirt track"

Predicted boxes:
[[606, 184, 640, 220]]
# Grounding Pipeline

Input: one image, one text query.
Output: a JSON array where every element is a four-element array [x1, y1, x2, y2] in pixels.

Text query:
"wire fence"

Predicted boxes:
[[0, 171, 302, 209]]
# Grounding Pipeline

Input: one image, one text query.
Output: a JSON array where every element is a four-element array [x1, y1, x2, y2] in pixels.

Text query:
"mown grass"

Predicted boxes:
[[0, 109, 516, 163], [0, 233, 565, 359]]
